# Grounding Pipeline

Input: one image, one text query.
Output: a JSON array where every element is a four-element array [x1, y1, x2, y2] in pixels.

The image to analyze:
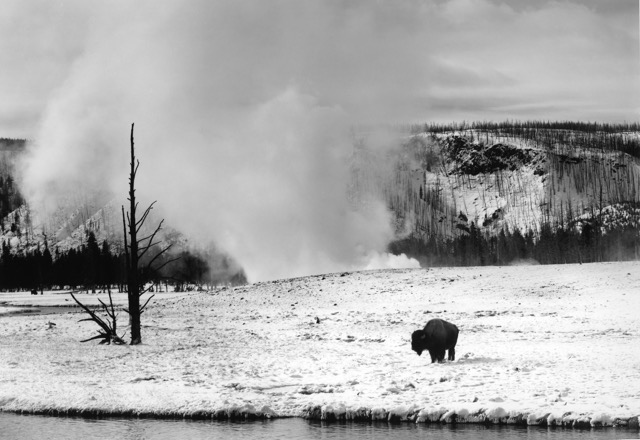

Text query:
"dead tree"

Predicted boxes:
[[123, 123, 176, 345], [72, 123, 175, 345], [70, 290, 125, 344]]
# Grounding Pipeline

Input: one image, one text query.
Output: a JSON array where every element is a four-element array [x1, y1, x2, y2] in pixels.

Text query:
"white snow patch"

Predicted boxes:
[[0, 262, 639, 425], [590, 412, 614, 426], [486, 406, 508, 421]]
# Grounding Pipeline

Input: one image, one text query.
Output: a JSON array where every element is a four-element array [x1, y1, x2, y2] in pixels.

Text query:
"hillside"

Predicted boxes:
[[349, 122, 640, 264]]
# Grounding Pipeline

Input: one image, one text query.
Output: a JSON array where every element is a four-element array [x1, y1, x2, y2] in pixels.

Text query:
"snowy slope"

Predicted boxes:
[[0, 261, 638, 428], [350, 129, 640, 240], [0, 197, 120, 256]]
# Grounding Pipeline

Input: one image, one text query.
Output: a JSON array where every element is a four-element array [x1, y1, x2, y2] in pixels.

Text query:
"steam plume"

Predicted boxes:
[[19, 1, 424, 281]]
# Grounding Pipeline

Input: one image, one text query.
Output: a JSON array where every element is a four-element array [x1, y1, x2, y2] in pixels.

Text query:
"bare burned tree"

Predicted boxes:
[[73, 123, 175, 345], [70, 290, 125, 344], [124, 123, 176, 345]]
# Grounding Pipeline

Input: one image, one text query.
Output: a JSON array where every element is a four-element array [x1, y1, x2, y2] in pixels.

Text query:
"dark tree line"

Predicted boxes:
[[416, 120, 640, 135], [0, 232, 125, 292], [389, 218, 640, 268], [0, 138, 27, 147], [0, 175, 24, 221], [0, 231, 246, 292], [411, 120, 640, 159], [165, 250, 247, 291], [0, 138, 26, 219]]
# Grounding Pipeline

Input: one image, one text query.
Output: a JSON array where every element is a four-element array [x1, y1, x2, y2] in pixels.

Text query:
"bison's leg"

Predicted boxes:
[[429, 350, 437, 363], [438, 349, 446, 363], [448, 347, 455, 361]]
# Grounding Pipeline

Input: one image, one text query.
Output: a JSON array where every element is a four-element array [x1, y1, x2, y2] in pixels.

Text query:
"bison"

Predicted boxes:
[[411, 318, 459, 363]]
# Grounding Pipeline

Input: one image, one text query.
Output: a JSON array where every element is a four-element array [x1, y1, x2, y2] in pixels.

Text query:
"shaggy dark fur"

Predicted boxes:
[[411, 318, 459, 363]]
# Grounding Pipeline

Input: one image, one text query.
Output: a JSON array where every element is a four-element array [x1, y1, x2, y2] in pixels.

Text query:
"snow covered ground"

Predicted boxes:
[[0, 261, 639, 428]]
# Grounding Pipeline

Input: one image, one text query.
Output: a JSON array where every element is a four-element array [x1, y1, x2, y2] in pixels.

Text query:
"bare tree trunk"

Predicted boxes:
[[128, 123, 142, 345]]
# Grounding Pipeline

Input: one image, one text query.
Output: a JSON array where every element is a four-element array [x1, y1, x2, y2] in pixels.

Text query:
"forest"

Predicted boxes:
[[0, 136, 248, 292], [420, 120, 640, 159], [380, 121, 640, 266], [0, 138, 25, 220], [0, 230, 247, 292], [389, 212, 640, 267]]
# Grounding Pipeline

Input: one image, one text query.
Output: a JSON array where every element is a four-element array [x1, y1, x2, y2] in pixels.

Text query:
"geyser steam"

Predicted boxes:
[[18, 1, 429, 281]]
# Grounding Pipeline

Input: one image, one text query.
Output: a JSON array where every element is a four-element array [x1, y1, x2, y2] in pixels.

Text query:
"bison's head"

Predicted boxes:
[[411, 329, 426, 356]]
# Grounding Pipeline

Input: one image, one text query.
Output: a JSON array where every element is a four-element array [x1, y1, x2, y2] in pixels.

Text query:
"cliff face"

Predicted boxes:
[[349, 128, 640, 245]]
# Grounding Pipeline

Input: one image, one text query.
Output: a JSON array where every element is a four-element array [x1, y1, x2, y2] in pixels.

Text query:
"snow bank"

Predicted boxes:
[[0, 262, 639, 430]]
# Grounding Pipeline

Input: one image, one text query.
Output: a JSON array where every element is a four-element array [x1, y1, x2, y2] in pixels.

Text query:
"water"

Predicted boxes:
[[1, 413, 637, 440], [0, 305, 78, 317]]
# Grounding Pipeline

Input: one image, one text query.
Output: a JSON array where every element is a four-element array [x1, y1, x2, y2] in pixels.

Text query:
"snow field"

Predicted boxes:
[[0, 262, 639, 428]]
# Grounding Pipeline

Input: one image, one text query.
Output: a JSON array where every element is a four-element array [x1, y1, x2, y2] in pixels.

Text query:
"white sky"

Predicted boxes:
[[0, 0, 637, 139]]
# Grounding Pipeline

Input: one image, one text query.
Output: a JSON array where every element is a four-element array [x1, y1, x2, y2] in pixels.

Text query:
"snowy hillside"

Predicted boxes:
[[350, 127, 640, 239], [348, 125, 640, 267], [0, 196, 121, 258]]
